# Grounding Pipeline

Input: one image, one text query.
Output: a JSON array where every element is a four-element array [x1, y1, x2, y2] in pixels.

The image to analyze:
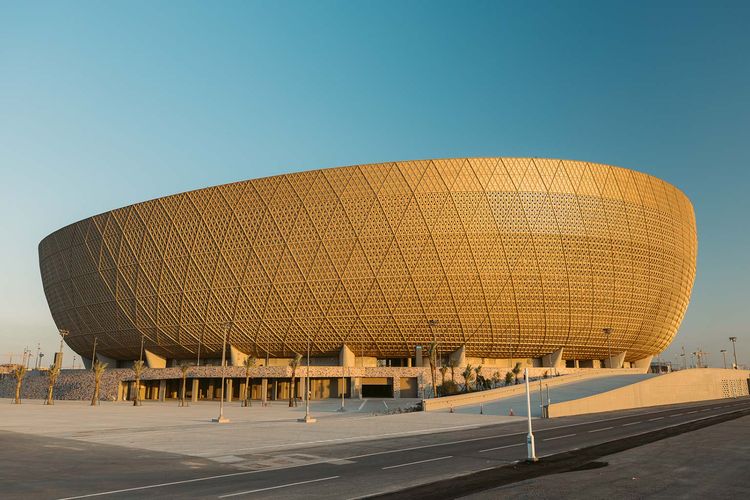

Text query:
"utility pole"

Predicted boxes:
[[524, 368, 537, 461], [602, 328, 612, 368], [721, 349, 728, 370], [91, 336, 98, 370], [681, 346, 687, 370], [298, 337, 316, 423], [213, 322, 231, 423], [729, 337, 738, 369]]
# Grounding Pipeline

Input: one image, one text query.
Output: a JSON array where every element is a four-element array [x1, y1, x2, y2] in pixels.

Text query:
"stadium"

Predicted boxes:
[[39, 158, 696, 383]]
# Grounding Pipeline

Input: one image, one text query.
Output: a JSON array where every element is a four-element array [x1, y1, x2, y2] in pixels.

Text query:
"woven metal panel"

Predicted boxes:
[[39, 158, 697, 362]]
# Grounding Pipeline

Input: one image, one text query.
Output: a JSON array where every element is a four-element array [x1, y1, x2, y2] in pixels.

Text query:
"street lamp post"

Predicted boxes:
[[298, 338, 316, 423], [602, 328, 612, 368], [139, 333, 145, 364], [197, 331, 203, 367], [524, 368, 537, 462], [720, 349, 728, 370], [58, 329, 69, 370], [91, 337, 98, 370], [729, 337, 738, 369], [212, 323, 231, 423], [337, 360, 346, 413]]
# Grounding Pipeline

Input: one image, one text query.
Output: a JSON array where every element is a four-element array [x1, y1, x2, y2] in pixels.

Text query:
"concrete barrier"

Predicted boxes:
[[547, 368, 750, 418], [422, 368, 645, 411]]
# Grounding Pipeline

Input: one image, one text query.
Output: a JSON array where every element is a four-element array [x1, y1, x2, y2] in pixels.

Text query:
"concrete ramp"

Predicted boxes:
[[548, 368, 750, 418], [437, 374, 655, 417]]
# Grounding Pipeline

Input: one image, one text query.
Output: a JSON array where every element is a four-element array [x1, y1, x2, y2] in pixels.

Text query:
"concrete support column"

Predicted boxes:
[[339, 344, 355, 367], [261, 378, 268, 406], [574, 359, 580, 368], [604, 351, 627, 369], [230, 345, 248, 367], [208, 380, 215, 400], [415, 346, 423, 367], [542, 348, 564, 369], [226, 379, 233, 402], [449, 345, 466, 367], [351, 377, 362, 399], [191, 379, 199, 402], [272, 380, 278, 400], [633, 355, 653, 373], [392, 377, 401, 399], [239, 381, 246, 401], [159, 380, 167, 402], [145, 350, 167, 369]]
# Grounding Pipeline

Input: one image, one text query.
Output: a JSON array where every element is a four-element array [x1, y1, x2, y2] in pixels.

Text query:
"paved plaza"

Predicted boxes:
[[0, 397, 521, 463]]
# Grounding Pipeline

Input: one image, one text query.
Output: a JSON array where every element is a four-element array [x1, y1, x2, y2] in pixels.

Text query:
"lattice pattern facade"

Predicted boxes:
[[39, 158, 697, 363]]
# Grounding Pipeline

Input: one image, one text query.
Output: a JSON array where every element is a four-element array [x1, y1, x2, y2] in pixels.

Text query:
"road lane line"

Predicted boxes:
[[358, 400, 368, 411], [670, 413, 684, 417], [543, 433, 576, 441], [57, 403, 750, 499], [622, 421, 641, 426], [382, 456, 452, 470], [648, 417, 664, 421], [218, 476, 339, 498], [588, 426, 613, 433], [479, 443, 524, 453], [687, 410, 698, 414]]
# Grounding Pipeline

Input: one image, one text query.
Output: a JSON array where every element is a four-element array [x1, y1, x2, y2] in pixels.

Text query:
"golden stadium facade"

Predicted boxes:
[[39, 158, 697, 365]]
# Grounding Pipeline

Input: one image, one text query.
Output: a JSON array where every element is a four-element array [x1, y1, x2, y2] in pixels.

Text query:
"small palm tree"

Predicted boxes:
[[505, 371, 514, 386], [13, 365, 27, 404], [427, 341, 439, 398], [448, 359, 458, 383], [492, 371, 501, 389], [91, 361, 107, 406], [289, 353, 302, 407], [474, 365, 483, 390], [439, 365, 448, 387], [243, 356, 256, 407], [462, 363, 474, 393], [512, 362, 522, 384], [179, 364, 190, 407], [132, 360, 144, 406], [46, 363, 61, 405]]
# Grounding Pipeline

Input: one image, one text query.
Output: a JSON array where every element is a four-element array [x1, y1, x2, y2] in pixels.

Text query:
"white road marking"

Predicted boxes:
[[670, 413, 684, 417], [382, 455, 453, 470], [218, 476, 339, 498], [687, 410, 698, 414], [358, 400, 368, 411], [56, 403, 750, 499], [588, 426, 613, 433], [543, 433, 576, 441], [648, 417, 664, 421], [479, 443, 524, 453], [622, 421, 641, 426]]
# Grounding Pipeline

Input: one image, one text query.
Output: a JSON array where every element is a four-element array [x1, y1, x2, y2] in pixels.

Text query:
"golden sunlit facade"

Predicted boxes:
[[39, 158, 697, 364]]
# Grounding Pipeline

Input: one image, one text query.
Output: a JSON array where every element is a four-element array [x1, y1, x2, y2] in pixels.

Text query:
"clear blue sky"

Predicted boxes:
[[1, 1, 748, 368]]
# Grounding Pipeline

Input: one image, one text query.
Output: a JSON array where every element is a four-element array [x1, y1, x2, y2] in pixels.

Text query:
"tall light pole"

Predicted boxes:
[[197, 331, 203, 367], [681, 346, 687, 370], [57, 329, 69, 370], [298, 337, 316, 423], [91, 337, 98, 370], [720, 349, 728, 370], [524, 368, 537, 462], [213, 323, 231, 423], [139, 333, 145, 365], [338, 351, 346, 413], [602, 328, 612, 368], [729, 337, 738, 369]]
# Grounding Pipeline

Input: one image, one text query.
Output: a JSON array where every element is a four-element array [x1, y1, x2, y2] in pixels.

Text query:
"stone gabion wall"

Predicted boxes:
[[0, 364, 608, 402]]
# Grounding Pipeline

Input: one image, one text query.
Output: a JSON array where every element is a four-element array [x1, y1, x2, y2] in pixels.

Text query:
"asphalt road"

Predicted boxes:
[[3, 398, 749, 499]]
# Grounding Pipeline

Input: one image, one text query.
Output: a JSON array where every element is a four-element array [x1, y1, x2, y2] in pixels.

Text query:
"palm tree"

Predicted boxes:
[[13, 365, 27, 404], [512, 362, 522, 385], [427, 341, 438, 398], [91, 361, 107, 406], [45, 363, 61, 405], [491, 371, 501, 389], [448, 359, 458, 384], [439, 365, 448, 388], [243, 356, 256, 407], [179, 364, 190, 407], [462, 363, 474, 393], [505, 371, 514, 386], [132, 360, 144, 406], [288, 353, 302, 407], [474, 365, 483, 390]]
